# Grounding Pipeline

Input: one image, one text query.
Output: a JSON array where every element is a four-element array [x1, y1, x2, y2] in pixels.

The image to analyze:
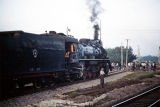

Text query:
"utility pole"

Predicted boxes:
[[158, 46, 160, 64], [137, 45, 140, 61], [126, 39, 129, 67], [121, 43, 123, 66]]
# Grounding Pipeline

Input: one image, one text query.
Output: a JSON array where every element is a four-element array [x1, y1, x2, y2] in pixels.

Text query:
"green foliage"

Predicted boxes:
[[106, 46, 136, 64], [137, 74, 155, 80], [139, 55, 158, 62], [122, 72, 155, 80], [68, 92, 78, 98], [92, 96, 113, 107]]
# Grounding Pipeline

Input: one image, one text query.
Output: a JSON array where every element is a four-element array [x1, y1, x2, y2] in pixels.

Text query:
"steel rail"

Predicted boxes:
[[112, 85, 160, 107], [148, 99, 160, 107]]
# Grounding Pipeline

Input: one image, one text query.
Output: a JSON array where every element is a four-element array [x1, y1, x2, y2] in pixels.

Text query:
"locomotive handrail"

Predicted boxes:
[[79, 59, 110, 61]]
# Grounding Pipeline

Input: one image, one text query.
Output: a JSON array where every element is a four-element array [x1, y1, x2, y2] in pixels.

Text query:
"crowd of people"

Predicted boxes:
[[99, 61, 157, 88], [110, 61, 157, 71], [128, 61, 157, 71]]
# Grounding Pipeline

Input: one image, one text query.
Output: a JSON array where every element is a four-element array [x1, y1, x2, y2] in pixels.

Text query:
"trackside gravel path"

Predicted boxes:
[[0, 71, 132, 107]]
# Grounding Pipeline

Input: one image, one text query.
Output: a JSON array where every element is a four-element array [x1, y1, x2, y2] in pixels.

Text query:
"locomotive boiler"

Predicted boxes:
[[77, 25, 111, 79]]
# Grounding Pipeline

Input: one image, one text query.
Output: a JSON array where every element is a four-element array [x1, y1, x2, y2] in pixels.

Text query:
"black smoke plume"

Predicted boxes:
[[86, 0, 103, 40]]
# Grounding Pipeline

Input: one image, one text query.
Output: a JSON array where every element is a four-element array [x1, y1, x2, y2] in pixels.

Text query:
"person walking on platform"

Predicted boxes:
[[153, 62, 156, 71], [100, 68, 105, 88]]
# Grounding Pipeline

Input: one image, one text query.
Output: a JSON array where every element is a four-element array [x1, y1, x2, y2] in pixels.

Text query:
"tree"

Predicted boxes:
[[139, 55, 158, 62], [106, 46, 136, 64]]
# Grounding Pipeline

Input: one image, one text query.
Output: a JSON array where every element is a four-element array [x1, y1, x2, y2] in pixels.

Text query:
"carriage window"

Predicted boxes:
[[71, 44, 74, 52], [71, 43, 78, 52]]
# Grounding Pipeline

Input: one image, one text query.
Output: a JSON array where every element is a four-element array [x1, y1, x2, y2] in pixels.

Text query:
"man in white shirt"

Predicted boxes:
[[100, 68, 105, 88]]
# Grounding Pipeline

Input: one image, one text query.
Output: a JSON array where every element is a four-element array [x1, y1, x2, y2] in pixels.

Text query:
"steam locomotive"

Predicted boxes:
[[0, 30, 111, 91]]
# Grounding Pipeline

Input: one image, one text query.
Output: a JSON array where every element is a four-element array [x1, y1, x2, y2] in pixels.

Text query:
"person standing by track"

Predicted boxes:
[[100, 67, 105, 88]]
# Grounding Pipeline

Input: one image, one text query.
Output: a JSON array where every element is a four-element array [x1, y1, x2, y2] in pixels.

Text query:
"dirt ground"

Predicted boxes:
[[1, 71, 160, 107], [100, 77, 160, 107], [63, 70, 160, 106]]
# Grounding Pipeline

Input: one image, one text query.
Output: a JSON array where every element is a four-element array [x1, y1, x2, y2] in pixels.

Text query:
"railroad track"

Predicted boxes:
[[0, 70, 124, 101], [112, 85, 160, 107]]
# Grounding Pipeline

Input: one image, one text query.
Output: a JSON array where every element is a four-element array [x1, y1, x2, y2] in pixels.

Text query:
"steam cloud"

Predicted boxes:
[[86, 0, 103, 23], [86, 0, 103, 40]]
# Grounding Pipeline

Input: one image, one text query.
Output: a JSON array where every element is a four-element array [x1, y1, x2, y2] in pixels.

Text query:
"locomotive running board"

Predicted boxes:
[[79, 59, 110, 61]]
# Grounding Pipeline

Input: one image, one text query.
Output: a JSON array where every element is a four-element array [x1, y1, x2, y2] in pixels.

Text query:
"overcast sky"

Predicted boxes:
[[0, 0, 160, 56]]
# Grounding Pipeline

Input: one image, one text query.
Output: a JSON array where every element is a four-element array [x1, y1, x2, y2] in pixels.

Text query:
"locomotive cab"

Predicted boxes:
[[69, 43, 79, 63], [63, 35, 79, 66], [65, 43, 78, 66], [62, 35, 80, 79]]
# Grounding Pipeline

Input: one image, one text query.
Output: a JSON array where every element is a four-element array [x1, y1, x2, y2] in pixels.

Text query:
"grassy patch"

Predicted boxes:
[[63, 88, 81, 99], [64, 72, 157, 100], [92, 96, 113, 107], [121, 72, 155, 80], [65, 92, 78, 99], [155, 72, 160, 75], [64, 79, 140, 100], [137, 73, 154, 80]]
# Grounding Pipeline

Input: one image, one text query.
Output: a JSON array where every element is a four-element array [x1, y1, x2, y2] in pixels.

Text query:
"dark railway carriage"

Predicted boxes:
[[0, 31, 78, 89]]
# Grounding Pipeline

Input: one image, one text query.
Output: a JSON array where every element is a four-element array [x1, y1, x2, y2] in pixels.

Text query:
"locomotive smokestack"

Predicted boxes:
[[93, 24, 99, 40]]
